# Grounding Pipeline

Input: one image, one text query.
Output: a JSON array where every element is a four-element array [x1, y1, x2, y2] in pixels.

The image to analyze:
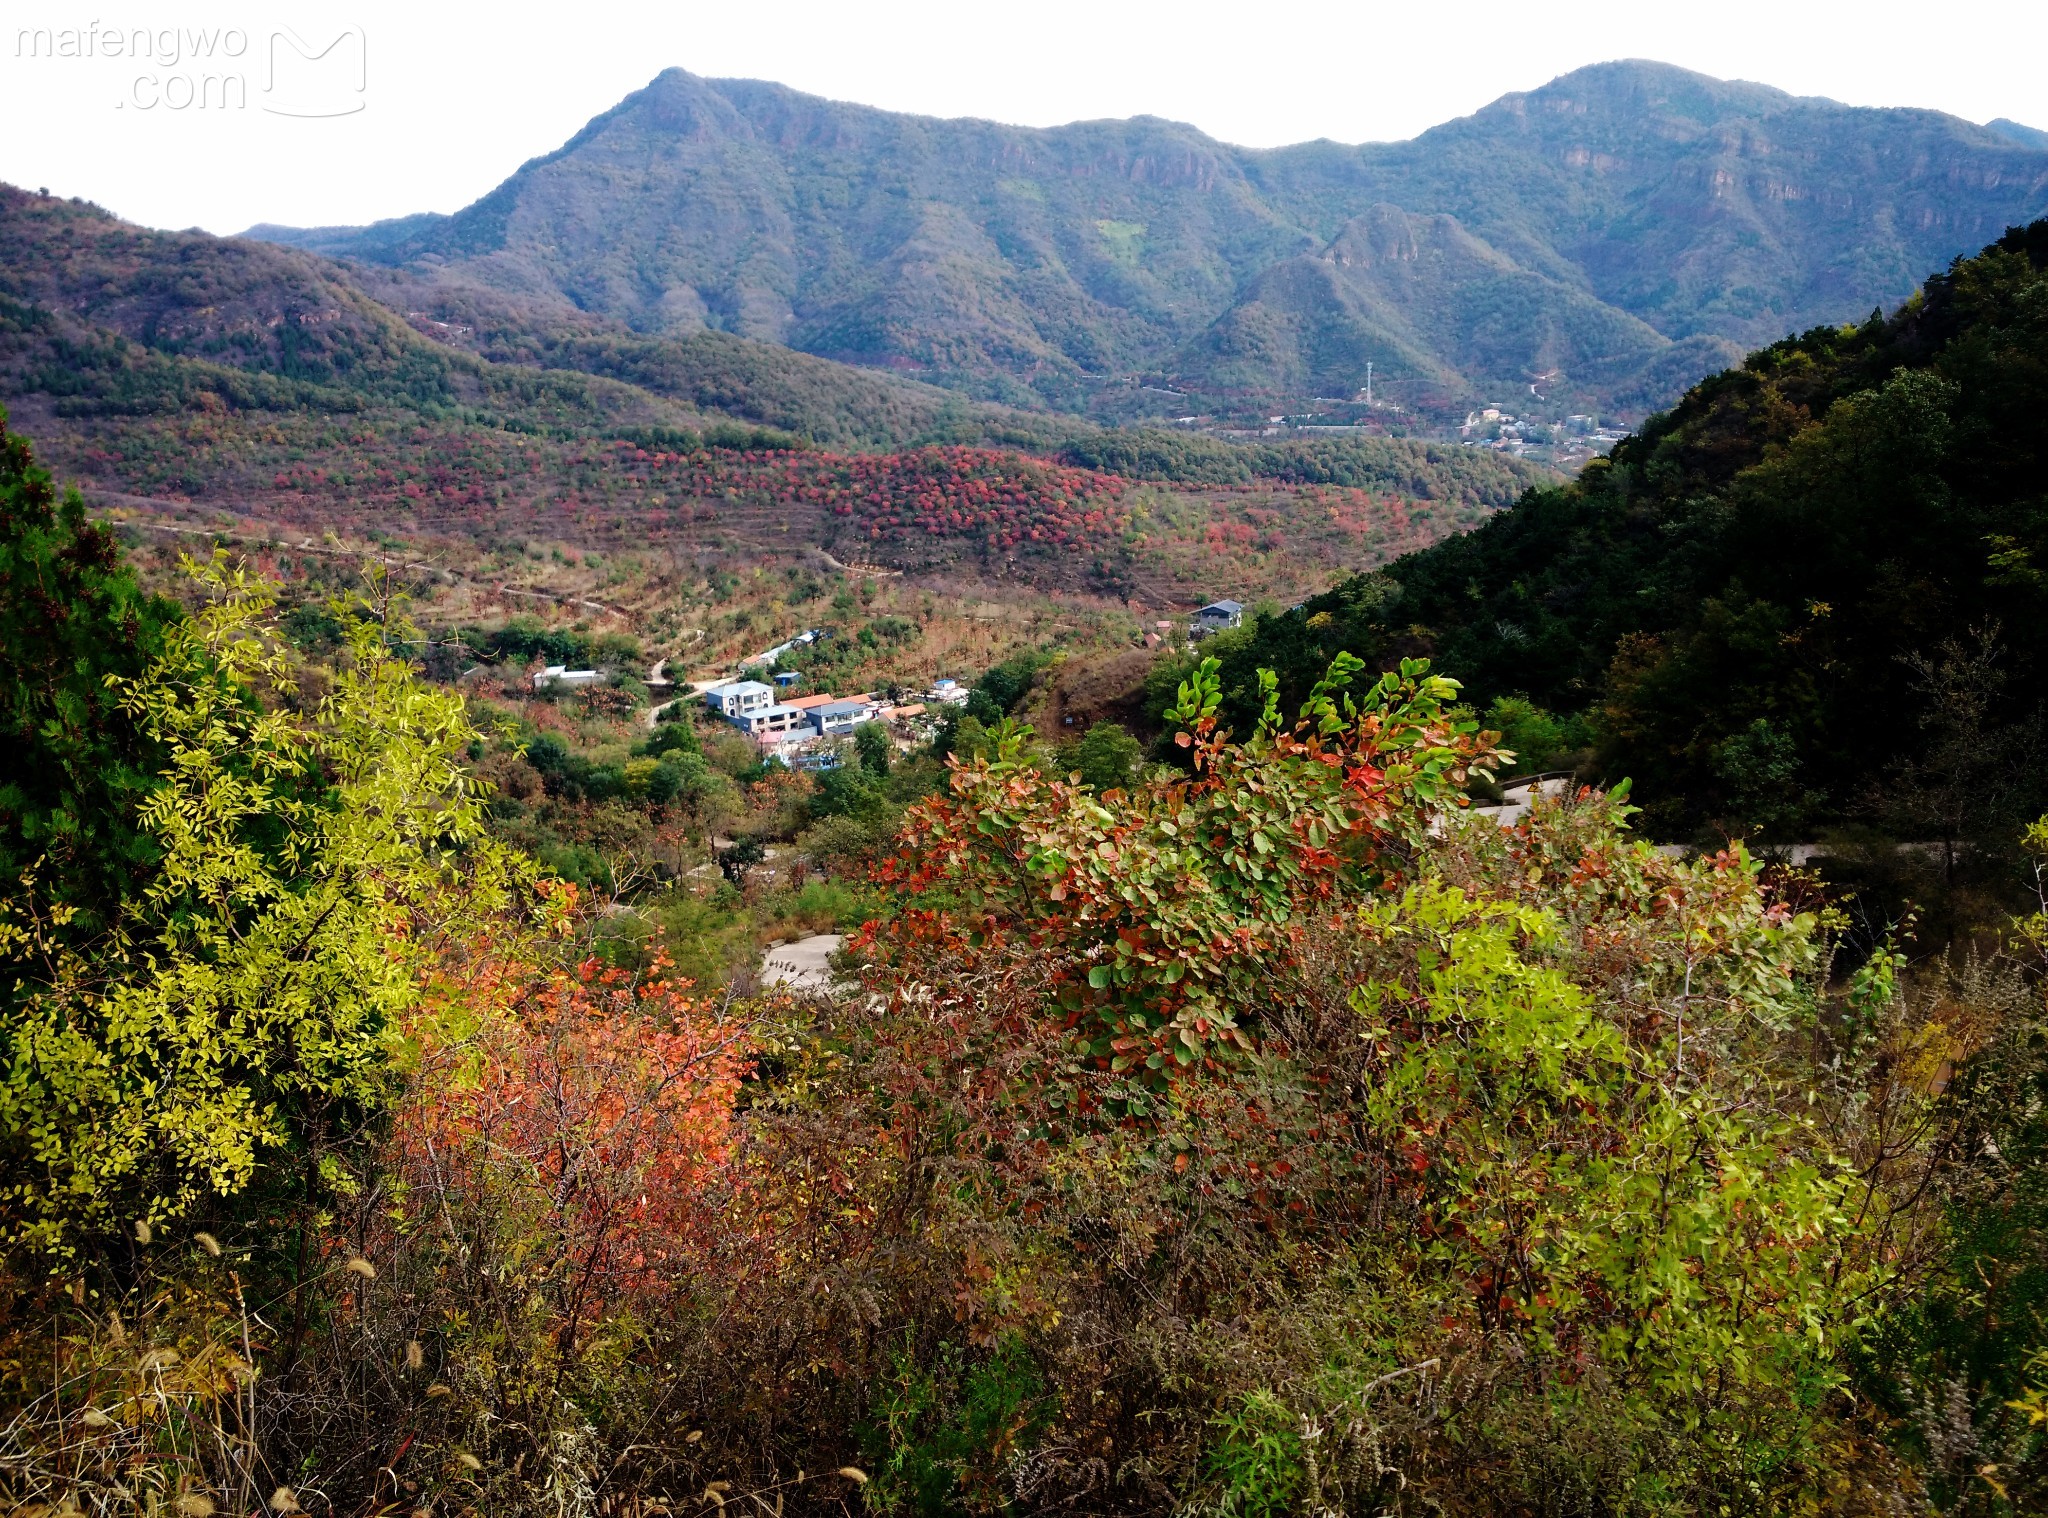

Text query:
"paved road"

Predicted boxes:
[[761, 934, 844, 992]]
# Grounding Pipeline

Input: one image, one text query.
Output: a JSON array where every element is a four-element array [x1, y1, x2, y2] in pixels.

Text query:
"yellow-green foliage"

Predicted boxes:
[[0, 559, 526, 1261], [1355, 880, 1852, 1396]]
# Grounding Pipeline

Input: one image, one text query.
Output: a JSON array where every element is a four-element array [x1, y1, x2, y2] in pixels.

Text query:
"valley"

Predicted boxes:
[[6, 37, 2048, 1515], [0, 179, 1548, 668]]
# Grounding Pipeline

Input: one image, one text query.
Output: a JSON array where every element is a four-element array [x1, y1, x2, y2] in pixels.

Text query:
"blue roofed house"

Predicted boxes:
[[1191, 599, 1244, 638]]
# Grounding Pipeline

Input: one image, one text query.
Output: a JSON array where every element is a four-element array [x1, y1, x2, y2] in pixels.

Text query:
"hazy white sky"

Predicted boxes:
[[2, 0, 2043, 235]]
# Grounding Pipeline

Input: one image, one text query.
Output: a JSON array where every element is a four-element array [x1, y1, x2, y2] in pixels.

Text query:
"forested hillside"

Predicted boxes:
[[0, 184, 1048, 448], [1217, 220, 2048, 852], [254, 61, 2048, 417]]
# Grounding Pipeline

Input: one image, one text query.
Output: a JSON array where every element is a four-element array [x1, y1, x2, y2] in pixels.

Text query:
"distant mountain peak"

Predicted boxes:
[[1514, 58, 1800, 110]]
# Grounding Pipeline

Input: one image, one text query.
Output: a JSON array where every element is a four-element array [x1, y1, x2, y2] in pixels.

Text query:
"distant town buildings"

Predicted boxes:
[[1462, 407, 1630, 461], [701, 675, 944, 751], [684, 612, 976, 765]]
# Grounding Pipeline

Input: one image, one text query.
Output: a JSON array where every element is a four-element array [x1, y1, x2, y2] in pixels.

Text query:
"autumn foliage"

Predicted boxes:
[[866, 655, 1500, 1098], [397, 919, 754, 1317], [5, 460, 2046, 1512], [248, 437, 1134, 555]]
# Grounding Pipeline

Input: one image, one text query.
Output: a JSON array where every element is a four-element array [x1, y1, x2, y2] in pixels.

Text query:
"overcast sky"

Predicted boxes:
[[2, 0, 2043, 235]]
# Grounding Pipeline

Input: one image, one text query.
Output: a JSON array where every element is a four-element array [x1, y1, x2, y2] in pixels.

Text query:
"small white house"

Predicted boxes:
[[1191, 600, 1244, 637], [929, 679, 970, 707], [533, 665, 604, 690], [705, 680, 776, 720], [810, 700, 871, 736]]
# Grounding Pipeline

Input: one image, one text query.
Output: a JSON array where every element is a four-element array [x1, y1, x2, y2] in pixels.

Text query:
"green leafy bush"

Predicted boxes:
[[0, 557, 527, 1259]]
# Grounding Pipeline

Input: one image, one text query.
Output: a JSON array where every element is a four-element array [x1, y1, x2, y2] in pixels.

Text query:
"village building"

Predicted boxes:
[[704, 680, 775, 719], [811, 699, 871, 736], [738, 628, 822, 669], [532, 665, 604, 690], [733, 703, 813, 740]]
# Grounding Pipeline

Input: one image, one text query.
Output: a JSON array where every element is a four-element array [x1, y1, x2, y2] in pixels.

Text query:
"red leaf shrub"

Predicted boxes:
[[395, 927, 754, 1322]]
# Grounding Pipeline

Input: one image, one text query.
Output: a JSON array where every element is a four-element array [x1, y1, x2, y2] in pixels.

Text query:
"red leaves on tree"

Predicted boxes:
[[396, 935, 753, 1322]]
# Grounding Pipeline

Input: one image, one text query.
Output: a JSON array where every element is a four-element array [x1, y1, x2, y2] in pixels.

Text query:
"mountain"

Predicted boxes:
[[0, 185, 1068, 449], [0, 184, 1548, 611], [1988, 118, 2048, 151], [0, 184, 1551, 487], [1208, 220, 2048, 843], [1176, 202, 1745, 415], [251, 61, 2048, 419]]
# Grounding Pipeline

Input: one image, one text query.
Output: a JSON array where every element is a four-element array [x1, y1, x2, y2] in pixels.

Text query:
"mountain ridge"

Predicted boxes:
[[249, 59, 2048, 420]]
